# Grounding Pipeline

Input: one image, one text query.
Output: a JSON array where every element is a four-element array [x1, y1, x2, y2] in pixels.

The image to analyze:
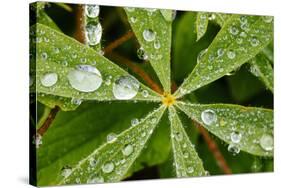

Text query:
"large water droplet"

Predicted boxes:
[[85, 5, 100, 18], [259, 134, 273, 151], [201, 109, 217, 126], [113, 76, 140, 100], [107, 133, 117, 143], [122, 144, 134, 156], [67, 65, 102, 92], [102, 162, 114, 173], [85, 22, 102, 46], [230, 131, 242, 143], [227, 50, 236, 59], [40, 73, 58, 87], [143, 29, 156, 42]]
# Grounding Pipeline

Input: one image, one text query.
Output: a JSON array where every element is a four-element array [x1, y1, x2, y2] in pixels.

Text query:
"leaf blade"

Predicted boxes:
[[58, 105, 166, 184], [124, 8, 172, 92], [196, 12, 209, 41], [176, 102, 274, 157], [175, 15, 273, 98], [32, 23, 161, 102], [168, 106, 206, 177]]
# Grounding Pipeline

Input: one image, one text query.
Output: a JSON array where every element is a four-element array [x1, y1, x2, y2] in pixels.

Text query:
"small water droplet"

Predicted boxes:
[[89, 158, 97, 167], [71, 98, 82, 105], [175, 132, 183, 141], [67, 65, 102, 92], [137, 47, 148, 60], [122, 144, 134, 156], [227, 50, 236, 59], [250, 36, 260, 47], [153, 40, 161, 49], [85, 5, 100, 18], [259, 134, 273, 151], [250, 65, 259, 77], [105, 75, 112, 86], [85, 22, 102, 46], [41, 52, 48, 60], [113, 76, 140, 100], [107, 133, 117, 143], [208, 14, 216, 20], [201, 109, 217, 126], [197, 49, 208, 63], [130, 16, 137, 23], [61, 166, 72, 177], [141, 90, 149, 98], [229, 26, 239, 35], [187, 166, 194, 174], [40, 73, 58, 87], [131, 118, 139, 127], [240, 16, 248, 24], [231, 131, 242, 143], [102, 162, 114, 173], [262, 16, 273, 23], [228, 144, 240, 155], [160, 9, 177, 22], [33, 134, 42, 148], [143, 29, 156, 42], [217, 48, 224, 57], [87, 176, 104, 184]]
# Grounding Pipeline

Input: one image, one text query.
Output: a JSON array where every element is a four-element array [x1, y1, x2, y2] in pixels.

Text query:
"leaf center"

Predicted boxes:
[[162, 93, 176, 107]]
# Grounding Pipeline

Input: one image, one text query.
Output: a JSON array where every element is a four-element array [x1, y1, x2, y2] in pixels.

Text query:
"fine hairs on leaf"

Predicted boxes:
[[31, 3, 274, 186]]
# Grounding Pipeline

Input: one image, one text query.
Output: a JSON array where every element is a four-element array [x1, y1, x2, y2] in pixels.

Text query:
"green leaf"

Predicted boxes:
[[38, 11, 61, 31], [175, 15, 273, 98], [32, 23, 161, 102], [196, 12, 209, 41], [249, 53, 273, 93], [168, 106, 206, 177], [211, 13, 232, 27], [176, 102, 273, 157], [124, 8, 172, 92], [56, 105, 166, 184]]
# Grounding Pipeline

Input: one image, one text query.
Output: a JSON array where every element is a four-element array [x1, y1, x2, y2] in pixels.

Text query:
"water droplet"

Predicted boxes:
[[160, 9, 177, 22], [122, 144, 134, 156], [262, 16, 273, 23], [131, 118, 139, 127], [183, 151, 189, 158], [141, 90, 149, 98], [250, 36, 260, 47], [250, 65, 259, 77], [153, 40, 161, 49], [217, 48, 224, 57], [89, 158, 97, 167], [102, 162, 114, 173], [41, 52, 48, 60], [113, 76, 140, 100], [62, 60, 68, 66], [227, 50, 236, 59], [197, 49, 208, 63], [208, 14, 216, 20], [175, 132, 183, 141], [87, 176, 104, 184], [71, 98, 82, 105], [236, 38, 243, 44], [85, 5, 100, 18], [40, 73, 58, 87], [67, 65, 102, 92], [137, 47, 148, 60], [85, 22, 102, 46], [130, 16, 137, 23], [229, 26, 239, 35], [230, 131, 242, 143], [259, 134, 273, 151], [239, 16, 248, 24], [107, 133, 117, 143], [201, 109, 217, 126], [227, 144, 240, 155], [143, 29, 156, 42], [186, 167, 194, 174], [105, 75, 112, 86], [33, 134, 42, 148], [61, 166, 72, 177]]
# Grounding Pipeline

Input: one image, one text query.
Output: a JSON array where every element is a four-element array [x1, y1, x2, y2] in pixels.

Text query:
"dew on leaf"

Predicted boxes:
[[217, 48, 224, 57], [230, 131, 242, 143], [87, 176, 104, 184], [130, 16, 137, 23], [85, 5, 100, 18], [71, 98, 82, 105], [122, 144, 134, 156], [89, 158, 97, 167], [113, 76, 140, 100], [141, 90, 149, 98], [137, 47, 148, 60], [229, 26, 239, 35], [131, 118, 139, 127], [40, 72, 58, 87], [143, 29, 156, 42], [201, 109, 217, 126], [61, 166, 72, 177], [262, 16, 273, 23], [102, 162, 114, 173], [197, 48, 208, 63], [186, 166, 194, 174], [208, 14, 216, 21], [259, 134, 273, 151], [227, 50, 236, 59], [33, 134, 42, 148], [41, 52, 48, 60], [107, 133, 117, 143], [250, 36, 260, 47], [228, 144, 240, 155], [160, 9, 177, 22], [153, 40, 161, 49], [85, 22, 102, 46], [67, 65, 102, 92]]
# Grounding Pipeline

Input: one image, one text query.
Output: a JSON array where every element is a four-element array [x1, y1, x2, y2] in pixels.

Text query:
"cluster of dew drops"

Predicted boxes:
[[201, 109, 273, 155]]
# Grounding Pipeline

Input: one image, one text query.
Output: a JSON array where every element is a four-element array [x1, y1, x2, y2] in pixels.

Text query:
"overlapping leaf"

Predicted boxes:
[[56, 105, 166, 185], [168, 106, 206, 177], [176, 102, 273, 157], [196, 12, 209, 41], [124, 8, 172, 92], [32, 24, 161, 102], [175, 15, 273, 98]]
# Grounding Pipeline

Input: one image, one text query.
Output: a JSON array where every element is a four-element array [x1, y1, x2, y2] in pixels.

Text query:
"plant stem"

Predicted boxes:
[[36, 106, 51, 129], [104, 31, 134, 54], [74, 5, 86, 44], [195, 122, 232, 174], [37, 106, 60, 136], [108, 52, 163, 94]]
